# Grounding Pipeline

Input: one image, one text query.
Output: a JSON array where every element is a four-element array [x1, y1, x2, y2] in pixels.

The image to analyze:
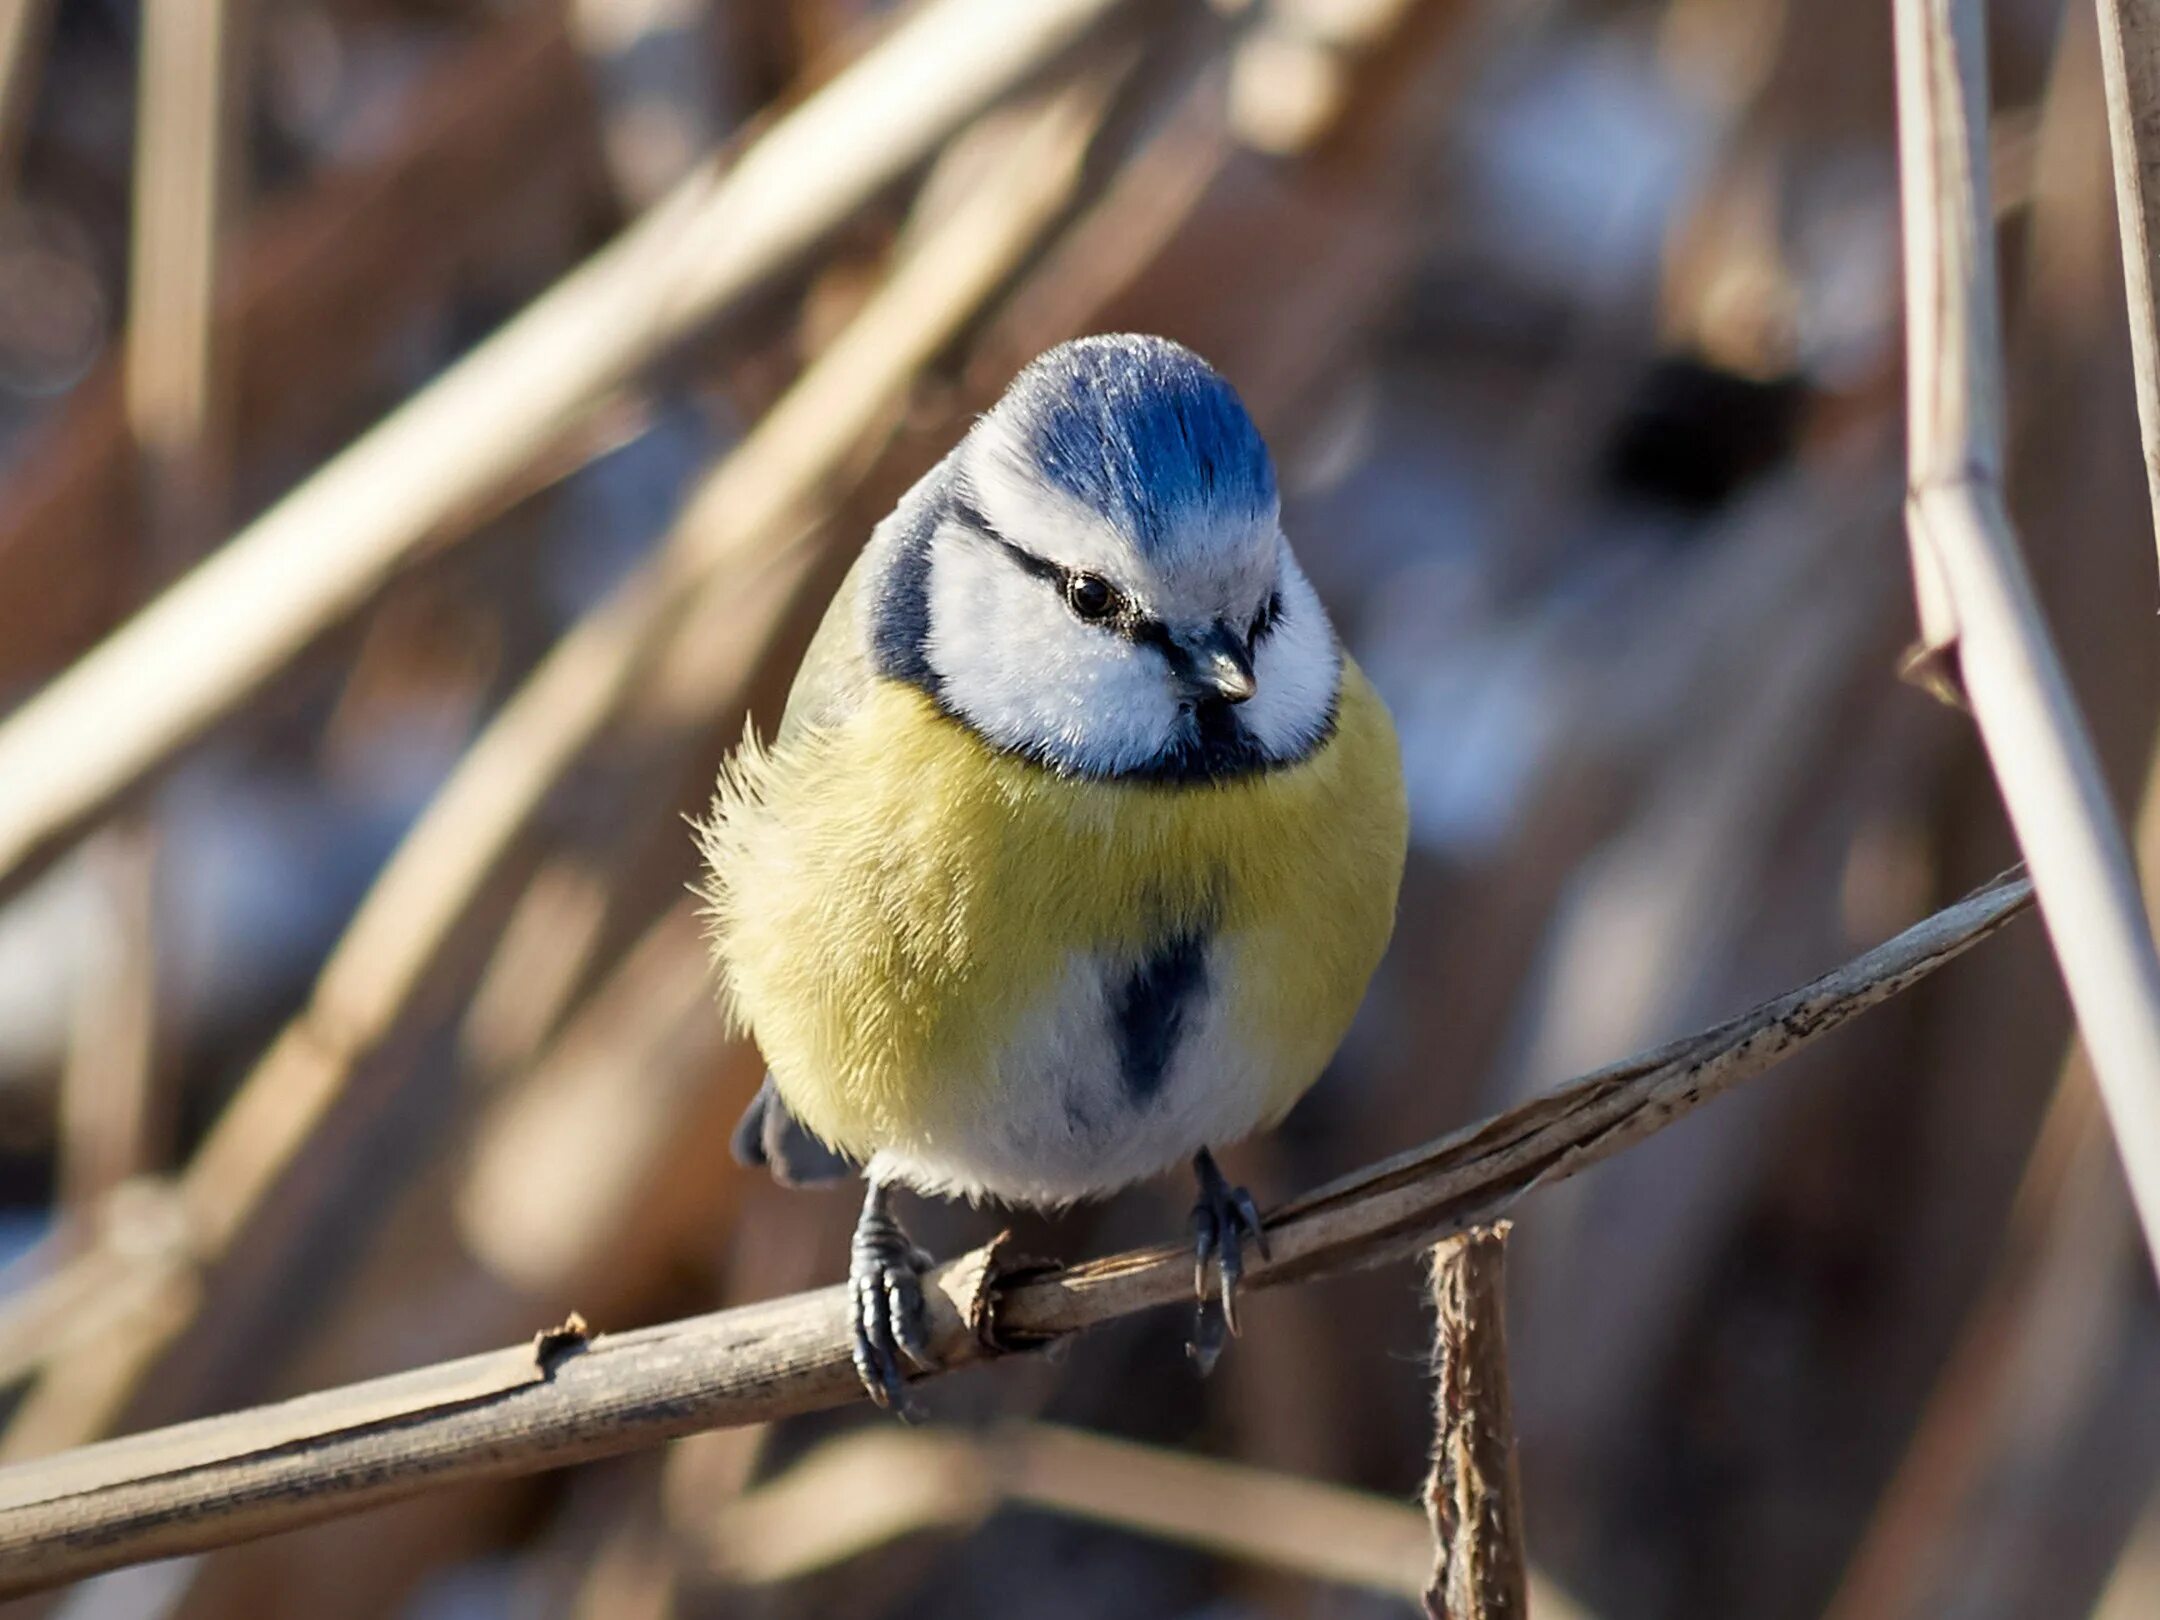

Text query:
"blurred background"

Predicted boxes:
[[0, 0, 2154, 1615]]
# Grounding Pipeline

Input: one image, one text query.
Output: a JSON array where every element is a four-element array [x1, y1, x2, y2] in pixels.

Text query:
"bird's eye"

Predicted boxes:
[[1064, 572, 1118, 621]]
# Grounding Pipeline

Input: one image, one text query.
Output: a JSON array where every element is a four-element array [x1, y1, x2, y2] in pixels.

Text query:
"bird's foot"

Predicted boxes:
[[1187, 1147, 1269, 1376], [849, 1182, 934, 1417]]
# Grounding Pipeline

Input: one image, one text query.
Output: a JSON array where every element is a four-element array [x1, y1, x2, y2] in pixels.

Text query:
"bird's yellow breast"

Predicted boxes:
[[699, 664, 1407, 1178]]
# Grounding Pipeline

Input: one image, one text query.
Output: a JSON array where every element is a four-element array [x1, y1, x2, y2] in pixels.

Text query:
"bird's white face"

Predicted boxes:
[[904, 336, 1341, 782]]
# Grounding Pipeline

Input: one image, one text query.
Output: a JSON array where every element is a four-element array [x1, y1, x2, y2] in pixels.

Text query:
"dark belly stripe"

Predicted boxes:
[[1112, 932, 1209, 1102]]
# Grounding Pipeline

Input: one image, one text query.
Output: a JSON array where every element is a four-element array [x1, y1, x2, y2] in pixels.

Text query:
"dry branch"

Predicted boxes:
[[2095, 0, 2160, 567], [0, 0, 1134, 894], [1893, 0, 2160, 1278], [0, 875, 2031, 1595], [1423, 1225, 1528, 1620]]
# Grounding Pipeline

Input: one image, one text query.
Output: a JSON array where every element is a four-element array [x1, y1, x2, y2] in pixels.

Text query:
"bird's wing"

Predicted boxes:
[[774, 540, 878, 743], [775, 452, 952, 743]]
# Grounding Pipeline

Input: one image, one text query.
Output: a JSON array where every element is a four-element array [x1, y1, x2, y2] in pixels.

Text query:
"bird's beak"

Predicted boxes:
[[1180, 620, 1257, 705]]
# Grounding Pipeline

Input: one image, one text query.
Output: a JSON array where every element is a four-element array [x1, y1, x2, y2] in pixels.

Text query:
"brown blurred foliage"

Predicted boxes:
[[0, 0, 2153, 1617]]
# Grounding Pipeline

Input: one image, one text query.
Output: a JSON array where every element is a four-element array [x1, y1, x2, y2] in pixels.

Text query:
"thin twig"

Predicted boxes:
[[0, 0, 1134, 897], [2094, 0, 2160, 569], [1893, 0, 2160, 1281], [1423, 1225, 1528, 1620], [0, 876, 2031, 1595]]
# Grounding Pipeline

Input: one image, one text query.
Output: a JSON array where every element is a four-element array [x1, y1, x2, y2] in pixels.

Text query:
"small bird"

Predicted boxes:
[[699, 334, 1407, 1409]]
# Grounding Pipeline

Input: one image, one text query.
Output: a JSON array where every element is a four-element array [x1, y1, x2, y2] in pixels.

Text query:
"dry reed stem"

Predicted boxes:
[[125, 0, 240, 545], [1818, 1074, 2117, 1620], [1823, 627, 2160, 1620], [1893, 0, 2160, 1280], [570, 0, 725, 207], [0, 0, 48, 201], [0, 875, 2030, 1595], [55, 0, 245, 1216], [0, 0, 1133, 895], [0, 78, 1115, 1464], [706, 1422, 1434, 1597], [0, 7, 603, 689], [2092, 1483, 2160, 1618], [1422, 1225, 1527, 1620], [2094, 0, 2160, 568], [701, 1422, 1594, 1615], [55, 829, 162, 1209]]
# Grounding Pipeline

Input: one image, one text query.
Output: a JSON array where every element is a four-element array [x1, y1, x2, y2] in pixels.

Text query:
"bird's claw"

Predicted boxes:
[[849, 1188, 933, 1418], [1187, 1148, 1268, 1375]]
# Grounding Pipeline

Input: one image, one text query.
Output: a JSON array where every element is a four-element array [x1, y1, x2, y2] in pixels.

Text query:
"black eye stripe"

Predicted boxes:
[[947, 487, 1277, 656], [994, 535, 1064, 588], [950, 490, 1051, 578], [951, 490, 1156, 636]]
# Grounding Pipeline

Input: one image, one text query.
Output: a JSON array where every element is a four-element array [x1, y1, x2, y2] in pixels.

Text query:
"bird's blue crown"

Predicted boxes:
[[988, 334, 1278, 558]]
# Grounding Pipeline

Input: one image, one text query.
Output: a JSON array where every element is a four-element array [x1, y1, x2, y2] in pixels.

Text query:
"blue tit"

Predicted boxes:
[[698, 333, 1407, 1408]]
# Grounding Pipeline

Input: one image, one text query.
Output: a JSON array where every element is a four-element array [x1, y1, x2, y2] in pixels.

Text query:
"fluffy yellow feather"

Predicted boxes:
[[698, 662, 1407, 1181]]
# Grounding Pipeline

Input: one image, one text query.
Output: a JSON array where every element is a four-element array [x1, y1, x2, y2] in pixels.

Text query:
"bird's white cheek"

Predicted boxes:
[[1241, 553, 1340, 757], [924, 545, 1183, 773]]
